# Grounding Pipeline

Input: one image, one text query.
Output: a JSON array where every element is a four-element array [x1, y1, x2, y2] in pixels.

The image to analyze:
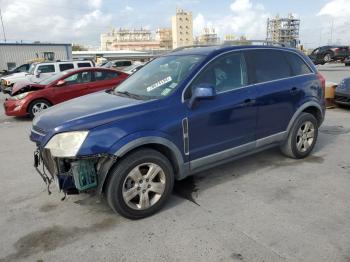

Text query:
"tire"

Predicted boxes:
[[280, 113, 318, 159], [106, 148, 174, 219], [28, 99, 51, 119], [323, 53, 332, 63], [345, 63, 350, 67]]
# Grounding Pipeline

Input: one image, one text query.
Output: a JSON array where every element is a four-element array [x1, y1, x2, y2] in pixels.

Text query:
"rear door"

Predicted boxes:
[[90, 70, 124, 92], [245, 49, 298, 139]]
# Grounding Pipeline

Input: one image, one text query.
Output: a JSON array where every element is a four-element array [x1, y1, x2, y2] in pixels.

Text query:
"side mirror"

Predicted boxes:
[[188, 83, 216, 109], [56, 80, 66, 87], [35, 70, 41, 78]]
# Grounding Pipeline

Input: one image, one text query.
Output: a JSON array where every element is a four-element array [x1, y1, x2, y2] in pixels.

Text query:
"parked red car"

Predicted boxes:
[[4, 68, 128, 118]]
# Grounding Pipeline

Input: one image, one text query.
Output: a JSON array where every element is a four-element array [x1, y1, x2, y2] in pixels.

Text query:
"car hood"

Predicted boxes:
[[33, 91, 146, 132], [11, 81, 45, 96], [1, 72, 28, 81]]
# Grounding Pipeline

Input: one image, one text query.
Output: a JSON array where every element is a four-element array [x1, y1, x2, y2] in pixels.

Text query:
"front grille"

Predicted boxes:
[[32, 125, 47, 135]]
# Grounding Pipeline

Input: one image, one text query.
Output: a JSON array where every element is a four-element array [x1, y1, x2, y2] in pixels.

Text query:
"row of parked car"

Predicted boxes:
[[1, 59, 144, 118]]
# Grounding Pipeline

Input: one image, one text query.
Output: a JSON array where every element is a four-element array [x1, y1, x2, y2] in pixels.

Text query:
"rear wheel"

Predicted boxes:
[[280, 113, 318, 159], [28, 99, 51, 119], [323, 53, 332, 63], [106, 148, 174, 219]]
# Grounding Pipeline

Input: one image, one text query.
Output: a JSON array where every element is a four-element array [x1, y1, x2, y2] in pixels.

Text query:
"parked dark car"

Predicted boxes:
[[30, 45, 326, 219], [4, 68, 128, 118], [309, 45, 350, 65], [335, 77, 350, 106], [344, 56, 350, 66], [0, 63, 31, 77]]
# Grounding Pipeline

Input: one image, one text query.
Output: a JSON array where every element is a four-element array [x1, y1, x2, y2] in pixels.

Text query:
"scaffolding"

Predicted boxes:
[[266, 14, 300, 47]]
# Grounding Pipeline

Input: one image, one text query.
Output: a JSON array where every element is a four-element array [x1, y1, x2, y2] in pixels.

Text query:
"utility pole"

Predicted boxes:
[[330, 19, 334, 44], [0, 7, 6, 43]]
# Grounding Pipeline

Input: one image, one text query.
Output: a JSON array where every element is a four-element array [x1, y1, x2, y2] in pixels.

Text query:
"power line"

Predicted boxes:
[[0, 7, 6, 42]]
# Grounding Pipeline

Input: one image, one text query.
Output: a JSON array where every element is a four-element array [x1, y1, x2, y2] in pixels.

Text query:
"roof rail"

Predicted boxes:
[[171, 44, 218, 53], [222, 40, 290, 47]]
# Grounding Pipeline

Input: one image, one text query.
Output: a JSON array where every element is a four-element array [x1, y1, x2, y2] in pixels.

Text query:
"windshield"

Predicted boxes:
[[28, 64, 35, 74], [114, 55, 204, 100], [39, 71, 70, 85]]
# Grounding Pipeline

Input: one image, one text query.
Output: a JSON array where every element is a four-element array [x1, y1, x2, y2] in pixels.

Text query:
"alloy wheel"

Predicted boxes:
[[296, 121, 315, 153], [32, 102, 49, 115], [122, 163, 166, 210]]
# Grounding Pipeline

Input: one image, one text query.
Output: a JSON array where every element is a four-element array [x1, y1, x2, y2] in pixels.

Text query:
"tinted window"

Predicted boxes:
[[190, 52, 248, 94], [64, 71, 92, 85], [17, 64, 29, 72], [246, 50, 291, 83], [38, 65, 55, 73], [78, 62, 92, 68], [284, 52, 313, 76], [94, 71, 118, 81], [59, 63, 74, 71]]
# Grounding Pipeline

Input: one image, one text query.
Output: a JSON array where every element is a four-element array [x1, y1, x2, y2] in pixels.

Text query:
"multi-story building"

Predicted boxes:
[[195, 27, 220, 45], [156, 28, 173, 50], [266, 14, 300, 47], [171, 8, 193, 49], [100, 28, 161, 51]]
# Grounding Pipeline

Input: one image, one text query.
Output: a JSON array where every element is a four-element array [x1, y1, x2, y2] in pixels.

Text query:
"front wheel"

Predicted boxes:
[[106, 148, 174, 219], [280, 113, 318, 159], [323, 53, 332, 63], [28, 99, 51, 119]]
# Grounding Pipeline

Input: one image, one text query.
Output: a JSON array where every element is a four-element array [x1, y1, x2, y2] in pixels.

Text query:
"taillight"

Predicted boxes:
[[317, 73, 326, 98]]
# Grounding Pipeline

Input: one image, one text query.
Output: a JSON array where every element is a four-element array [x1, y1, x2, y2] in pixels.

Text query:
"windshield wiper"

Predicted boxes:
[[115, 91, 145, 100]]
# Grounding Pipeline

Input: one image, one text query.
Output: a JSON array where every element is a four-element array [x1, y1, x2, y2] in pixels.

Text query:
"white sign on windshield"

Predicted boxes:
[[146, 76, 172, 92]]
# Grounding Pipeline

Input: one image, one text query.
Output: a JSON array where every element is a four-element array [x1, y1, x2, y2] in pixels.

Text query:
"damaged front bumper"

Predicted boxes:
[[34, 148, 116, 196]]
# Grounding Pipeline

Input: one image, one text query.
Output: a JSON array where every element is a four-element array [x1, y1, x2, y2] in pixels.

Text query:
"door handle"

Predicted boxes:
[[244, 98, 256, 105], [290, 87, 299, 94]]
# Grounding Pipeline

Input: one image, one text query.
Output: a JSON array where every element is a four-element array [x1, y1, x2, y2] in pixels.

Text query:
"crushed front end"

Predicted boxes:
[[31, 126, 116, 198]]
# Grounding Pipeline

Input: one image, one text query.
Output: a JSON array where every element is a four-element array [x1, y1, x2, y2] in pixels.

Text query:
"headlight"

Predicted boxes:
[[5, 80, 11, 85], [45, 131, 89, 157], [13, 92, 32, 100]]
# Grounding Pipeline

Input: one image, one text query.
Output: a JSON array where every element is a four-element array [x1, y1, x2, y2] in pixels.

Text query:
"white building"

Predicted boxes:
[[0, 43, 72, 71], [171, 8, 194, 49]]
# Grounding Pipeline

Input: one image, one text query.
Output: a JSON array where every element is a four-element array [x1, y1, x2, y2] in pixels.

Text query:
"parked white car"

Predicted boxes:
[[1, 60, 94, 94]]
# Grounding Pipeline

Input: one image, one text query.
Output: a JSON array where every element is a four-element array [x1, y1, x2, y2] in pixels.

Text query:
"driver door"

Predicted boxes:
[[185, 51, 257, 169], [53, 71, 92, 103]]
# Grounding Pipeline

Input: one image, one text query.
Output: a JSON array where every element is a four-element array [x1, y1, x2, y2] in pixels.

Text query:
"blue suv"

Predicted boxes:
[[30, 46, 326, 219]]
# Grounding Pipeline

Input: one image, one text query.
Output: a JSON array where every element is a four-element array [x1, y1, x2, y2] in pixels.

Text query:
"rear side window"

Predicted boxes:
[[284, 52, 313, 76], [38, 65, 55, 73], [94, 71, 119, 81], [78, 62, 92, 68], [246, 50, 291, 83], [59, 63, 74, 71]]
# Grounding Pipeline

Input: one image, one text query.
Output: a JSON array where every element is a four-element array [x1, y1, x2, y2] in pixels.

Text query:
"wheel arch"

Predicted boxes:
[[26, 97, 53, 113], [287, 102, 324, 134], [99, 137, 188, 194]]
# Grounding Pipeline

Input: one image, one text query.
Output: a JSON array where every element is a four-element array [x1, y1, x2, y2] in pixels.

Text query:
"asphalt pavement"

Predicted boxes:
[[0, 63, 350, 262]]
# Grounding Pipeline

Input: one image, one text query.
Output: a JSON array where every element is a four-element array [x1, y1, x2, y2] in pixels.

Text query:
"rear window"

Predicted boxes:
[[38, 64, 55, 73], [246, 50, 291, 83], [77, 62, 92, 68], [59, 63, 74, 71], [94, 71, 119, 81], [284, 52, 313, 76]]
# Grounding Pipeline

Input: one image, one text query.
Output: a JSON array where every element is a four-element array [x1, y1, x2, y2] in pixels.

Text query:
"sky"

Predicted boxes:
[[0, 0, 349, 49]]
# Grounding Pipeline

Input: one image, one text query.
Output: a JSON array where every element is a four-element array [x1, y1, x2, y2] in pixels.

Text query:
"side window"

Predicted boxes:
[[246, 50, 291, 83], [77, 62, 92, 68], [123, 61, 132, 66], [284, 53, 313, 76], [59, 63, 74, 71], [312, 48, 320, 55], [189, 52, 248, 95], [64, 71, 92, 85], [38, 65, 55, 73], [94, 71, 118, 81]]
